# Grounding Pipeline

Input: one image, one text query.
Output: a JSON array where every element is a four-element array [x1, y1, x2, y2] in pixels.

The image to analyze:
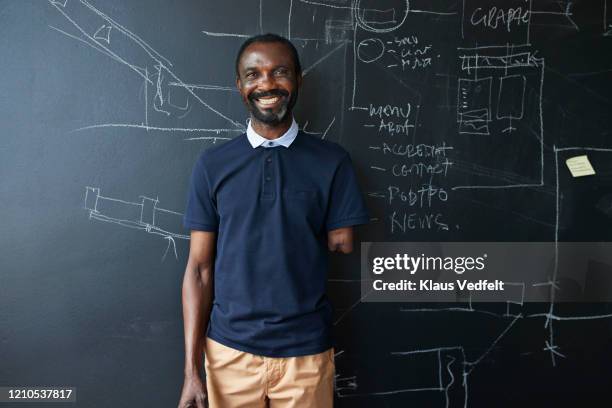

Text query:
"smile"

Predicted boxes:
[[255, 95, 284, 108]]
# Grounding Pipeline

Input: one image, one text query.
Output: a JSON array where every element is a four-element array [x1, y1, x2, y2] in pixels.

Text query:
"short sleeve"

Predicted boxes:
[[325, 153, 370, 231], [183, 155, 219, 232]]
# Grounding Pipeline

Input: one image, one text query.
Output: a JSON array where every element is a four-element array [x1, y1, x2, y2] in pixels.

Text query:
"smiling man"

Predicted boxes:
[[178, 33, 369, 408]]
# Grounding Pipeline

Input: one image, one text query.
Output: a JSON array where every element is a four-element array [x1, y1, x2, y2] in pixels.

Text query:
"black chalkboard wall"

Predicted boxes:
[[2, 0, 612, 407]]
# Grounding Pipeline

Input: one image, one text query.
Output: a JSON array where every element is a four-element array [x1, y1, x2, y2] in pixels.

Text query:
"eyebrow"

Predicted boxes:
[[242, 64, 291, 73]]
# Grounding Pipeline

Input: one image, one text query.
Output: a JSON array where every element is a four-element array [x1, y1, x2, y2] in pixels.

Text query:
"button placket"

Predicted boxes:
[[262, 150, 275, 197]]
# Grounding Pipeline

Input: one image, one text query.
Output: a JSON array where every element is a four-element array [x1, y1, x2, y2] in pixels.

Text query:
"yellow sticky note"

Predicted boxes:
[[566, 155, 595, 177]]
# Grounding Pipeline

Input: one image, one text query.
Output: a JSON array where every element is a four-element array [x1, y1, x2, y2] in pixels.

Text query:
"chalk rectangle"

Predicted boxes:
[[457, 77, 492, 121], [84, 187, 100, 212], [460, 53, 533, 71], [462, 0, 531, 44], [497, 75, 526, 119], [140, 197, 157, 225]]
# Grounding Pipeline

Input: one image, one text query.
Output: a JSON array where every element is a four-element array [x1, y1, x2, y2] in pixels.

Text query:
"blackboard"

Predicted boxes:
[[2, 0, 612, 406]]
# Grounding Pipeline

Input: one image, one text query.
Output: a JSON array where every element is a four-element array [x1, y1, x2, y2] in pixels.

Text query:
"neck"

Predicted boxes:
[[250, 115, 293, 140]]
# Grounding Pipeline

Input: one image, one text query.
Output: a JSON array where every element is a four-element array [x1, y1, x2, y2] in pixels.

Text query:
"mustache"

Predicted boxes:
[[249, 89, 289, 100]]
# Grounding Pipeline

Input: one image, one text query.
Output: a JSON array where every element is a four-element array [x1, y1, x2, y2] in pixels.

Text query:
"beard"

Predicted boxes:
[[246, 89, 298, 126]]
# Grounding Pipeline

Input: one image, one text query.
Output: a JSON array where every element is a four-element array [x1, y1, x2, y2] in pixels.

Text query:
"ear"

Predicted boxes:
[[296, 72, 303, 89], [235, 75, 241, 91]]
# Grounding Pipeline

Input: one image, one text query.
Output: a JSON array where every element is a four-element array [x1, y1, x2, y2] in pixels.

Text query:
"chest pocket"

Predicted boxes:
[[282, 189, 323, 230]]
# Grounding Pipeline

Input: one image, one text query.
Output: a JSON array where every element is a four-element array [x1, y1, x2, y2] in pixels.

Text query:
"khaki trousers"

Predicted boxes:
[[204, 337, 335, 407]]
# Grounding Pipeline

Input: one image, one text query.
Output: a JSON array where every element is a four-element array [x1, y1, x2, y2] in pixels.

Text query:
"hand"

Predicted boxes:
[[178, 375, 208, 408]]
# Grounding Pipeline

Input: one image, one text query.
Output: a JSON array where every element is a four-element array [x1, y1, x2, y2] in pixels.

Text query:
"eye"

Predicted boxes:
[[245, 71, 258, 79], [274, 67, 289, 76]]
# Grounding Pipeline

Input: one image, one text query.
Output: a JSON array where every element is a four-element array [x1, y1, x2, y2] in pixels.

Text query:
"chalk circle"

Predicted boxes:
[[357, 38, 385, 63], [354, 0, 409, 33]]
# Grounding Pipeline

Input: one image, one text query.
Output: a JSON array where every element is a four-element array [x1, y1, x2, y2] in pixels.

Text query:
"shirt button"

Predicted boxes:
[[268, 142, 274, 146], [265, 176, 271, 181], [266, 158, 272, 163]]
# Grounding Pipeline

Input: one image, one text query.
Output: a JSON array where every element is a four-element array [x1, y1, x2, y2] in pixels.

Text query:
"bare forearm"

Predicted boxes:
[[181, 261, 213, 378]]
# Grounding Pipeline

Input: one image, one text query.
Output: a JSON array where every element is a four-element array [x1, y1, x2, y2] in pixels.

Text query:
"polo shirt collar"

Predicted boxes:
[[246, 118, 298, 148]]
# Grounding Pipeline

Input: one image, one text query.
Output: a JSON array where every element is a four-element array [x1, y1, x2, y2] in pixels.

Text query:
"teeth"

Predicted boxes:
[[257, 97, 279, 106]]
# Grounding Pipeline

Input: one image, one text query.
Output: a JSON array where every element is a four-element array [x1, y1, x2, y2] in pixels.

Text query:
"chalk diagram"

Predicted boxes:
[[48, 0, 244, 142], [83, 186, 188, 260], [44, 0, 612, 406]]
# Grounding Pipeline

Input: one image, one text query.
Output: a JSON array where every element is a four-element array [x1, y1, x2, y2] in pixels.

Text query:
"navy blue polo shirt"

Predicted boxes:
[[183, 130, 369, 357]]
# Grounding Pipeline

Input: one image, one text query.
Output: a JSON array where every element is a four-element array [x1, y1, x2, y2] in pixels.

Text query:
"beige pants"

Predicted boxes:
[[204, 337, 335, 407]]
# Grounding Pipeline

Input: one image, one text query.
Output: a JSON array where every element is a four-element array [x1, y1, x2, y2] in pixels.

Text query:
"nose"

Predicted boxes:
[[257, 72, 276, 90]]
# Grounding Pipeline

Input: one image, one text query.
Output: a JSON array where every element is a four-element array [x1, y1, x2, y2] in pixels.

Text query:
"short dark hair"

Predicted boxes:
[[235, 33, 302, 77]]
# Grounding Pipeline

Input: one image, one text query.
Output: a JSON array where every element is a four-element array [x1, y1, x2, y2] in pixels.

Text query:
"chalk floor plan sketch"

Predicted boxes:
[[41, 0, 612, 406]]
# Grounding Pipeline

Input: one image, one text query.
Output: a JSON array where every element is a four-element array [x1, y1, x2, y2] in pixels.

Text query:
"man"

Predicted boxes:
[[178, 33, 369, 408]]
